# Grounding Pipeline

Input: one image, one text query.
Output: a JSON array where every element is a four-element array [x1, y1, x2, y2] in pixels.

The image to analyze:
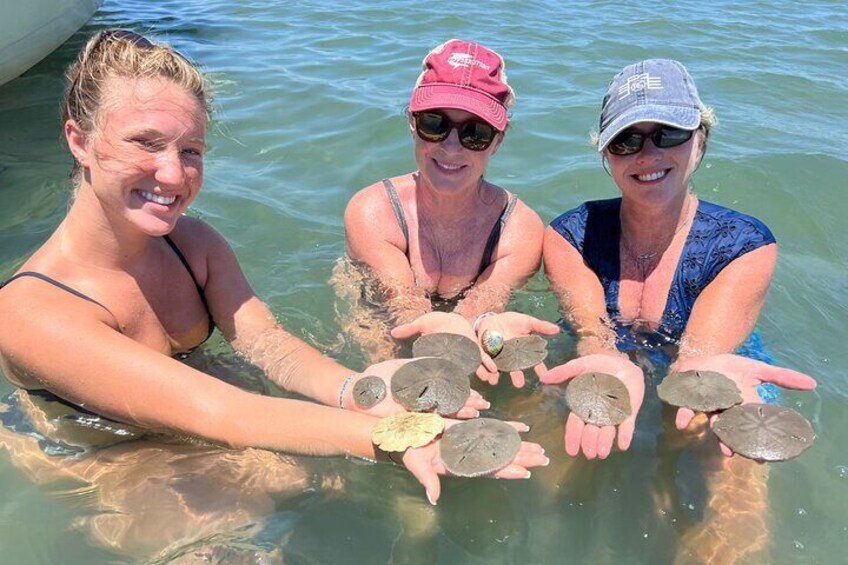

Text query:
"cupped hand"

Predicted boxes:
[[345, 358, 490, 419], [671, 353, 817, 456], [475, 312, 561, 388], [391, 311, 499, 382], [399, 420, 548, 504], [540, 353, 645, 459]]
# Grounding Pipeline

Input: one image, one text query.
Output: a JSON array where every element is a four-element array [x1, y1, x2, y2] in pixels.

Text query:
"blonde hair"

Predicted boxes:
[[62, 29, 211, 181]]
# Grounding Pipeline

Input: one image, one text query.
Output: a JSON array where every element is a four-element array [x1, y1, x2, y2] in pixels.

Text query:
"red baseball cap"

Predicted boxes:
[[410, 39, 515, 131]]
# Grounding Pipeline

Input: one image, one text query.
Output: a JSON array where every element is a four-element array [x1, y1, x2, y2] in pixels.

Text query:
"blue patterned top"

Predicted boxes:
[[550, 198, 779, 402], [550, 198, 775, 341]]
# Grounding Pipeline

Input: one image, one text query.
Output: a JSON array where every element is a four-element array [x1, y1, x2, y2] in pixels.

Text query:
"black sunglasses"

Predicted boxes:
[[412, 111, 499, 151], [607, 125, 694, 156]]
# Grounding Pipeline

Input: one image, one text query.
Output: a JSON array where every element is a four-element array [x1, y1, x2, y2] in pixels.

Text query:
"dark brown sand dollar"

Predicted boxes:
[[440, 418, 522, 477], [657, 370, 743, 412], [712, 404, 815, 462], [565, 372, 631, 426], [391, 358, 471, 415], [352, 375, 386, 409], [493, 335, 548, 372], [412, 333, 481, 376]]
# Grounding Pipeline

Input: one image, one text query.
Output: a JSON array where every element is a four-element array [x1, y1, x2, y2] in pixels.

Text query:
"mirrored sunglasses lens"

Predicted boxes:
[[655, 127, 693, 148], [609, 132, 643, 155], [416, 113, 450, 142], [459, 121, 495, 151]]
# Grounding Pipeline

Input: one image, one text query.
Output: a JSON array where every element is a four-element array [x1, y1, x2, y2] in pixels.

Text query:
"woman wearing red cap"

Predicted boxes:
[[342, 39, 558, 387]]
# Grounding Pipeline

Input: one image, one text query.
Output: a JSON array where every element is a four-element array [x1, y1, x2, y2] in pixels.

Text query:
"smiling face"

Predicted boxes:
[[606, 122, 704, 206], [72, 77, 207, 236], [411, 108, 502, 195]]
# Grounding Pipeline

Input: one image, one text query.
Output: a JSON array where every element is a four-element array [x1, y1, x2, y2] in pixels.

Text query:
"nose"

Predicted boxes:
[[440, 126, 463, 151], [636, 136, 663, 163], [154, 148, 186, 186]]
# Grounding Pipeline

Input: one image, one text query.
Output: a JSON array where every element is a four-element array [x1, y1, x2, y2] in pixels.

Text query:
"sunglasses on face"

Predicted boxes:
[[607, 125, 694, 156], [412, 111, 499, 151]]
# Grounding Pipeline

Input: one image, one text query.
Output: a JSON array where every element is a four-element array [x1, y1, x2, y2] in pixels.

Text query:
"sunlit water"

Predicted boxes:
[[0, 0, 846, 562]]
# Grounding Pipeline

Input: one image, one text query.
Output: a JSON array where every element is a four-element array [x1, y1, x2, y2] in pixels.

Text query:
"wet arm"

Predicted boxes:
[[677, 243, 777, 362], [542, 226, 621, 356], [344, 189, 431, 324], [0, 295, 382, 458]]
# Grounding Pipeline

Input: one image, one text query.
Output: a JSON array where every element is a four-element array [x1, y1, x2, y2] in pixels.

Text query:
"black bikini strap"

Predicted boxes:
[[477, 193, 519, 277], [162, 235, 212, 319], [382, 179, 410, 258], [0, 271, 116, 319]]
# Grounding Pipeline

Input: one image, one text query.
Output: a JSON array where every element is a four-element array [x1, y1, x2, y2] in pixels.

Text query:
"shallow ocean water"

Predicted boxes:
[[0, 0, 846, 562]]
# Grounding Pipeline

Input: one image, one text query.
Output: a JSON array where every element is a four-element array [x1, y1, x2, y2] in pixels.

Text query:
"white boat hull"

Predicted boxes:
[[0, 0, 101, 86]]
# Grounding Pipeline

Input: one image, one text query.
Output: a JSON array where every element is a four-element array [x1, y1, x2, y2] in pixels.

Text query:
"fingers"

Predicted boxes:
[[719, 441, 734, 457], [530, 319, 561, 335], [476, 364, 500, 386], [492, 463, 533, 479], [480, 352, 498, 374], [581, 424, 600, 459], [597, 426, 616, 459], [564, 412, 585, 457], [512, 442, 549, 469], [532, 362, 548, 380], [406, 457, 442, 505], [453, 407, 480, 419], [675, 407, 696, 430], [757, 364, 817, 390], [616, 418, 635, 452], [390, 322, 420, 340], [539, 358, 588, 385], [504, 421, 531, 433], [467, 389, 490, 409], [509, 370, 526, 388]]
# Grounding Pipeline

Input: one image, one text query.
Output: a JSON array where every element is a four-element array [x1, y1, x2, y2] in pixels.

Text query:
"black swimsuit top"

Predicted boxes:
[[0, 235, 216, 350], [382, 178, 518, 286]]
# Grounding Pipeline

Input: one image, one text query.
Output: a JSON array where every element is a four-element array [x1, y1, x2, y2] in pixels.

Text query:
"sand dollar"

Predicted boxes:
[[494, 335, 548, 372], [440, 418, 522, 477], [412, 333, 481, 376], [565, 372, 631, 426], [712, 404, 815, 462], [352, 375, 387, 409], [391, 358, 471, 415], [657, 370, 743, 412], [371, 412, 445, 452]]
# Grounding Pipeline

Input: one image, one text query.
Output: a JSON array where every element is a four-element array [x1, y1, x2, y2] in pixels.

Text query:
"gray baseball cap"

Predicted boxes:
[[597, 59, 705, 152]]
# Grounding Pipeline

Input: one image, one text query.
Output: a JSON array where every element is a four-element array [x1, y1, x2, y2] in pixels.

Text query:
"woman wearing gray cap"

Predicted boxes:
[[540, 59, 816, 460]]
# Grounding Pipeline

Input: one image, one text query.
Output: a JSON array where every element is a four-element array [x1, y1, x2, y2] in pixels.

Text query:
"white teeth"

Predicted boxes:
[[436, 160, 462, 171], [138, 191, 176, 205], [637, 170, 667, 182]]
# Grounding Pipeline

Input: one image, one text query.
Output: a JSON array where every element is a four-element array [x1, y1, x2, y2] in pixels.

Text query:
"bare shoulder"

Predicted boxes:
[[344, 175, 410, 250], [501, 193, 544, 243]]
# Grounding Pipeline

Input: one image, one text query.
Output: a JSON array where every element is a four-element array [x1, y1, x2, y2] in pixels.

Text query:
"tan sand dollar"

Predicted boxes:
[[440, 418, 522, 477], [493, 335, 548, 372], [565, 372, 631, 426], [412, 333, 481, 376], [657, 370, 743, 412], [712, 404, 815, 462], [371, 412, 446, 452], [391, 358, 471, 415]]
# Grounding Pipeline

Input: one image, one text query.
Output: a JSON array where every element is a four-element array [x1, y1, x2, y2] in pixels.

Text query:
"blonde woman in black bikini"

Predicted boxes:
[[342, 39, 558, 387], [0, 31, 547, 558]]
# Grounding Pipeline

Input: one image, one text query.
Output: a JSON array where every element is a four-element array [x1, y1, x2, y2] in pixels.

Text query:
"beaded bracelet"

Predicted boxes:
[[338, 374, 355, 409]]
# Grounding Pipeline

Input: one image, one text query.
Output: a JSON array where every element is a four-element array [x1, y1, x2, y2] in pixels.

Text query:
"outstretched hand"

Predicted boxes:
[[343, 358, 489, 419], [540, 353, 645, 459], [399, 420, 548, 504], [475, 312, 561, 388], [672, 353, 817, 456], [391, 311, 500, 381]]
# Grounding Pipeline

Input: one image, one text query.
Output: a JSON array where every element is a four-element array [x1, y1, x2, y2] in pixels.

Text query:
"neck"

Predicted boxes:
[[620, 190, 693, 253], [414, 172, 491, 224], [60, 183, 153, 271]]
